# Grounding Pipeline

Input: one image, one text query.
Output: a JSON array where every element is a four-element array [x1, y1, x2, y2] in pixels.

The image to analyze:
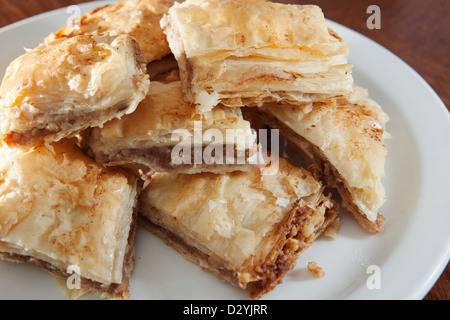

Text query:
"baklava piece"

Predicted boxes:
[[0, 140, 140, 299], [0, 34, 149, 146], [139, 157, 338, 298], [244, 86, 389, 233], [161, 0, 353, 112], [85, 81, 262, 174]]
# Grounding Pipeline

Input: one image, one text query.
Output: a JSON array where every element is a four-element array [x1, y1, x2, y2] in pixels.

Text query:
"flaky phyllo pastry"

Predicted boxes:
[[245, 86, 389, 233], [46, 0, 179, 64], [0, 140, 140, 299], [0, 34, 149, 146], [85, 81, 261, 174], [161, 0, 353, 112], [139, 158, 338, 298]]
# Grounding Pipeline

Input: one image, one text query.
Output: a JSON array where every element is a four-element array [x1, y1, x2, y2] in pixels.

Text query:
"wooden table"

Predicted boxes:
[[0, 0, 448, 300]]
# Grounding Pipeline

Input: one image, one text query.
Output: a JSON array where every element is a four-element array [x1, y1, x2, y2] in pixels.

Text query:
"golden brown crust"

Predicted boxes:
[[0, 34, 150, 146], [47, 0, 178, 64], [0, 139, 141, 298]]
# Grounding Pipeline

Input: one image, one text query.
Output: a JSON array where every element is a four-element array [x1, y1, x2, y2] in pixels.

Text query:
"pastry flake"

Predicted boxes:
[[85, 81, 262, 174], [161, 0, 353, 112], [0, 34, 150, 146], [139, 157, 338, 298], [0, 139, 140, 299], [245, 86, 389, 233]]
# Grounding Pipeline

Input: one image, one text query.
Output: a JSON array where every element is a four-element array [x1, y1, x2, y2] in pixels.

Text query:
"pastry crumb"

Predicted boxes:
[[307, 262, 325, 278]]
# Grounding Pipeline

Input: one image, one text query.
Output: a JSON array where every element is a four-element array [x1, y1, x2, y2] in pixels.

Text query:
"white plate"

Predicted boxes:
[[0, 1, 449, 300]]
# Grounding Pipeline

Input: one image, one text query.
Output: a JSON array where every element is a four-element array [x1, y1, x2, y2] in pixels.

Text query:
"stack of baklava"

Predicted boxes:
[[0, 0, 389, 299]]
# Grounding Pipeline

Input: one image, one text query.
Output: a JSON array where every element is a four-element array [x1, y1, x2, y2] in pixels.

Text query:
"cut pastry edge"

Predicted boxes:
[[2, 99, 144, 147], [161, 0, 354, 112], [83, 134, 265, 174], [163, 42, 353, 113]]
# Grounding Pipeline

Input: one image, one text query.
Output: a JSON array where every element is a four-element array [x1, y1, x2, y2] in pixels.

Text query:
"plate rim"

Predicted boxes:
[[327, 19, 450, 300]]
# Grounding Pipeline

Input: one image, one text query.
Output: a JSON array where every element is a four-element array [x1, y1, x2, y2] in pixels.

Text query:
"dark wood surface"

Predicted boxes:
[[0, 0, 448, 300]]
